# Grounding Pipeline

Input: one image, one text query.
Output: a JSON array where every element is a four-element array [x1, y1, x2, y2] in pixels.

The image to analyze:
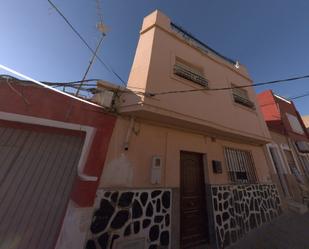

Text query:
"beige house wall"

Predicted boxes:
[[92, 10, 282, 249], [100, 9, 274, 194], [121, 11, 271, 145], [270, 131, 289, 145], [100, 116, 272, 189]]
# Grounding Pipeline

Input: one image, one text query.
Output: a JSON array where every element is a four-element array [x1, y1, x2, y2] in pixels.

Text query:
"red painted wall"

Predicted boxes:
[[0, 79, 117, 206], [257, 90, 309, 141], [257, 90, 285, 134]]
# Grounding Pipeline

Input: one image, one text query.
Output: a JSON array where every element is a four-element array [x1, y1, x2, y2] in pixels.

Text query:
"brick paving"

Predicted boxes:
[[228, 211, 309, 249]]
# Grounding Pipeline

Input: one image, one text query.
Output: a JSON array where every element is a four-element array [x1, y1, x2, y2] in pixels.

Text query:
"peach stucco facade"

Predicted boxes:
[[100, 10, 272, 189], [120, 10, 271, 145], [86, 10, 281, 249], [100, 117, 272, 189]]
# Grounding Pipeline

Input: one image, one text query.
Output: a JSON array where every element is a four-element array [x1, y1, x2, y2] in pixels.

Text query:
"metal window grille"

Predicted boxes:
[[173, 64, 208, 87], [232, 87, 255, 109], [224, 147, 258, 184]]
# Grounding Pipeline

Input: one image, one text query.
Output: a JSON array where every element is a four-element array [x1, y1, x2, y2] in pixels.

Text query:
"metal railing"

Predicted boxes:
[[171, 22, 236, 65]]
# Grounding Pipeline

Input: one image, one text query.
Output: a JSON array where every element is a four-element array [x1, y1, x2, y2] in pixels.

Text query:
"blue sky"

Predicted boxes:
[[1, 0, 309, 114]]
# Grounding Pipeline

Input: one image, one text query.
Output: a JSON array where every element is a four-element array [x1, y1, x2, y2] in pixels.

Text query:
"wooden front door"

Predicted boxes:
[[180, 151, 209, 248]]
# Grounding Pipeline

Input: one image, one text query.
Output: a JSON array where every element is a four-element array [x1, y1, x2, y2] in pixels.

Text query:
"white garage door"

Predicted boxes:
[[0, 125, 84, 249]]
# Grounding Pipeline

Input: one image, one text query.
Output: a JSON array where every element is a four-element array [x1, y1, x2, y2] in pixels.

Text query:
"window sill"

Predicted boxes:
[[233, 102, 257, 114], [170, 73, 211, 95]]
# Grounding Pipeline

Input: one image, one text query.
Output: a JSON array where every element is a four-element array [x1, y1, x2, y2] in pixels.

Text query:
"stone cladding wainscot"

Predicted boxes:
[[211, 184, 281, 248], [85, 189, 172, 249]]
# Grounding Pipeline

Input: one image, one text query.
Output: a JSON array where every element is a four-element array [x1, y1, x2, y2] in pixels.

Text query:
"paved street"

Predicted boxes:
[[228, 211, 309, 249]]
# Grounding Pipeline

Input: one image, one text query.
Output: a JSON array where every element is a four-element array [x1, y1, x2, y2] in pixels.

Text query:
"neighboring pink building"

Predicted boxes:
[[84, 11, 282, 249], [257, 90, 309, 212], [0, 76, 116, 249]]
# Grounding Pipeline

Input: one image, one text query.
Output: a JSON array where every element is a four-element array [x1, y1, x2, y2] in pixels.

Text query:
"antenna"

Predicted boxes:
[[96, 0, 107, 35], [75, 0, 107, 96]]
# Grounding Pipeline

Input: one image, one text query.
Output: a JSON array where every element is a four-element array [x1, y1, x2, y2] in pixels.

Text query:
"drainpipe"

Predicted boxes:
[[124, 116, 135, 151]]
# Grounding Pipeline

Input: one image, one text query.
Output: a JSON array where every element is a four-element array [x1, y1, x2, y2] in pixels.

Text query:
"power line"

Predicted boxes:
[[46, 0, 309, 96], [41, 79, 101, 85], [38, 73, 309, 99], [4, 71, 309, 99], [291, 91, 309, 101], [47, 0, 126, 86], [148, 74, 309, 96], [3, 73, 309, 109]]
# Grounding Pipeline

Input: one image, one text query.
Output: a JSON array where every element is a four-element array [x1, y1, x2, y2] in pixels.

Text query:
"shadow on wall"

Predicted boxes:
[[101, 154, 133, 187], [266, 120, 285, 134]]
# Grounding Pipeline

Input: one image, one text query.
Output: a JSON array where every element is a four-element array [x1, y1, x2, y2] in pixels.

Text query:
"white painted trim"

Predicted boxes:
[[278, 144, 293, 174], [0, 111, 98, 181], [276, 145, 292, 174], [0, 64, 103, 108], [266, 143, 291, 197], [266, 144, 279, 173], [267, 143, 289, 174], [274, 94, 291, 104]]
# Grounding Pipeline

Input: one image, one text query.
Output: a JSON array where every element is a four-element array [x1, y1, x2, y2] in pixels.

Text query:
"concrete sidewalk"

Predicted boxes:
[[228, 212, 309, 249]]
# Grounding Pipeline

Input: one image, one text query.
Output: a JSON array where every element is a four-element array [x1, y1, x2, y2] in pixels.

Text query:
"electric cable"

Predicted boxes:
[[3, 72, 309, 99], [148, 74, 309, 96], [47, 0, 126, 86], [290, 91, 309, 101]]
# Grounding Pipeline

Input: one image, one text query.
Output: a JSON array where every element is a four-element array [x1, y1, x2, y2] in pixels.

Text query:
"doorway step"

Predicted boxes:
[[287, 200, 308, 214]]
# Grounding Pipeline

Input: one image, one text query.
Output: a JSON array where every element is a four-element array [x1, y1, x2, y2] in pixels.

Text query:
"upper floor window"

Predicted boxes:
[[232, 85, 255, 109], [173, 58, 208, 87], [286, 113, 305, 134], [224, 147, 257, 184]]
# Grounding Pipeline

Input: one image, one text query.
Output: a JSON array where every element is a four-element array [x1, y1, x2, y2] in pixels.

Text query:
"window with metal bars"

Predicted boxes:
[[232, 84, 255, 109], [173, 58, 208, 87], [224, 147, 258, 184]]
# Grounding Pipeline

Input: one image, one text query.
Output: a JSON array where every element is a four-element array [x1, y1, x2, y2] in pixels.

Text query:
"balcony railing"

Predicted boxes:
[[171, 22, 236, 66], [173, 64, 208, 87]]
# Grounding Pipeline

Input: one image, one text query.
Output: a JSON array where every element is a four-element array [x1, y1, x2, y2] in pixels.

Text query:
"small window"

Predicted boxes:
[[173, 58, 208, 86], [224, 147, 257, 183], [232, 85, 255, 109], [286, 113, 305, 134]]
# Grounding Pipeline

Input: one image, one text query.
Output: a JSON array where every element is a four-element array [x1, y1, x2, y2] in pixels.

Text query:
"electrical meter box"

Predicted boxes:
[[151, 156, 162, 184], [212, 160, 222, 174]]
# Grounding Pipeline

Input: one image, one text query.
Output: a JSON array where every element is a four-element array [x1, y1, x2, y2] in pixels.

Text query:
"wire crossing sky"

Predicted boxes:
[[1, 0, 309, 114]]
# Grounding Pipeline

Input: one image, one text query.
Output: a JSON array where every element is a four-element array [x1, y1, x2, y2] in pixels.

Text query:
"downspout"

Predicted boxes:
[[124, 116, 135, 151]]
